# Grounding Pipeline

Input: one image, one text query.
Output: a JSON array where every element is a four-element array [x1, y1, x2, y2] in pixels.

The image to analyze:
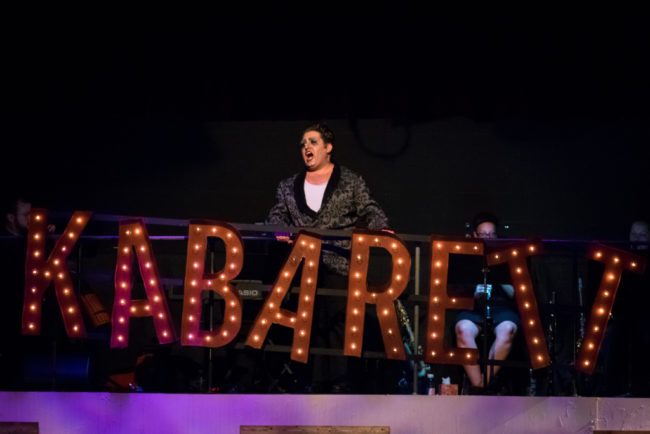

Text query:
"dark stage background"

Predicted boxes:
[[4, 10, 650, 238]]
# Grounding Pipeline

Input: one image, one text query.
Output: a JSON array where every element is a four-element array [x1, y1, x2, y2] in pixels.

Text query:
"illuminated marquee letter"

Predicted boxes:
[[486, 241, 549, 369], [577, 244, 646, 374], [22, 209, 91, 337], [181, 222, 244, 347], [245, 231, 321, 362], [111, 220, 176, 348], [425, 238, 482, 365], [344, 231, 411, 360]]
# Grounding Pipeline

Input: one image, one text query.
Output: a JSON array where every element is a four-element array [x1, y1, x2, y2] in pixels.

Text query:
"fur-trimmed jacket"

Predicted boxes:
[[266, 164, 390, 275]]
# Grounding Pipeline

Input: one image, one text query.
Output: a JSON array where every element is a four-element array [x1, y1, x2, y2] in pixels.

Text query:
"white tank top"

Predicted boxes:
[[304, 180, 327, 212]]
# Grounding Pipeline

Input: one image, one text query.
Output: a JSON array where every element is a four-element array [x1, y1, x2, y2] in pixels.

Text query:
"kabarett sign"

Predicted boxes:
[[20, 210, 646, 374]]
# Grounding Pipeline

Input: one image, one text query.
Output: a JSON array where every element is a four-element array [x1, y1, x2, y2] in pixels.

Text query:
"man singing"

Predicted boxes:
[[265, 122, 391, 392], [266, 122, 390, 274]]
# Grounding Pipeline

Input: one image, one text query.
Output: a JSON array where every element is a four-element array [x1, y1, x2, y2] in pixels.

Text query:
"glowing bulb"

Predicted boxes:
[[529, 320, 535, 326], [351, 343, 357, 350], [190, 297, 196, 304], [188, 315, 194, 322], [598, 308, 605, 315], [299, 330, 306, 336], [35, 215, 41, 221], [67, 307, 74, 314], [584, 360, 590, 366], [512, 250, 518, 256], [613, 257, 619, 263], [603, 291, 610, 297], [631, 262, 637, 268], [537, 355, 543, 361], [588, 343, 594, 349], [304, 295, 310, 302], [193, 262, 199, 269], [495, 254, 500, 259], [158, 313, 164, 319], [593, 326, 600, 332], [393, 347, 398, 352], [436, 243, 442, 249], [232, 247, 238, 253], [516, 267, 522, 274], [140, 246, 145, 252], [433, 315, 439, 321], [355, 272, 361, 278], [433, 296, 439, 303], [130, 306, 136, 313], [253, 335, 260, 341], [154, 296, 160, 302], [524, 302, 530, 309], [351, 326, 357, 332], [435, 261, 442, 267], [119, 317, 125, 323], [383, 309, 389, 316], [353, 308, 359, 315], [434, 279, 440, 285], [162, 331, 168, 337], [126, 230, 131, 236], [30, 304, 36, 311], [595, 252, 602, 258], [28, 323, 35, 329], [118, 335, 124, 342], [34, 251, 40, 257], [120, 299, 126, 305], [145, 262, 151, 269], [297, 349, 303, 354], [455, 244, 460, 250], [34, 234, 40, 240], [451, 298, 456, 304], [607, 273, 615, 280], [261, 319, 267, 325], [358, 236, 364, 242], [529, 245, 536, 252], [431, 351, 436, 356], [396, 274, 402, 281], [149, 279, 155, 285], [123, 247, 129, 253], [431, 332, 437, 339], [533, 338, 539, 344], [397, 258, 404, 264], [466, 353, 472, 359], [222, 330, 228, 337], [227, 232, 232, 239]]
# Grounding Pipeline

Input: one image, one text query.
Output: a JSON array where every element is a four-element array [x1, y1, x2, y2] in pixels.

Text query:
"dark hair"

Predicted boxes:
[[303, 122, 335, 146], [472, 212, 499, 233]]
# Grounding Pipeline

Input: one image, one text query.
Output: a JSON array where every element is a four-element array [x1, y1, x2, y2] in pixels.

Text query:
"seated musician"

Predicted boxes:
[[454, 212, 520, 390]]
